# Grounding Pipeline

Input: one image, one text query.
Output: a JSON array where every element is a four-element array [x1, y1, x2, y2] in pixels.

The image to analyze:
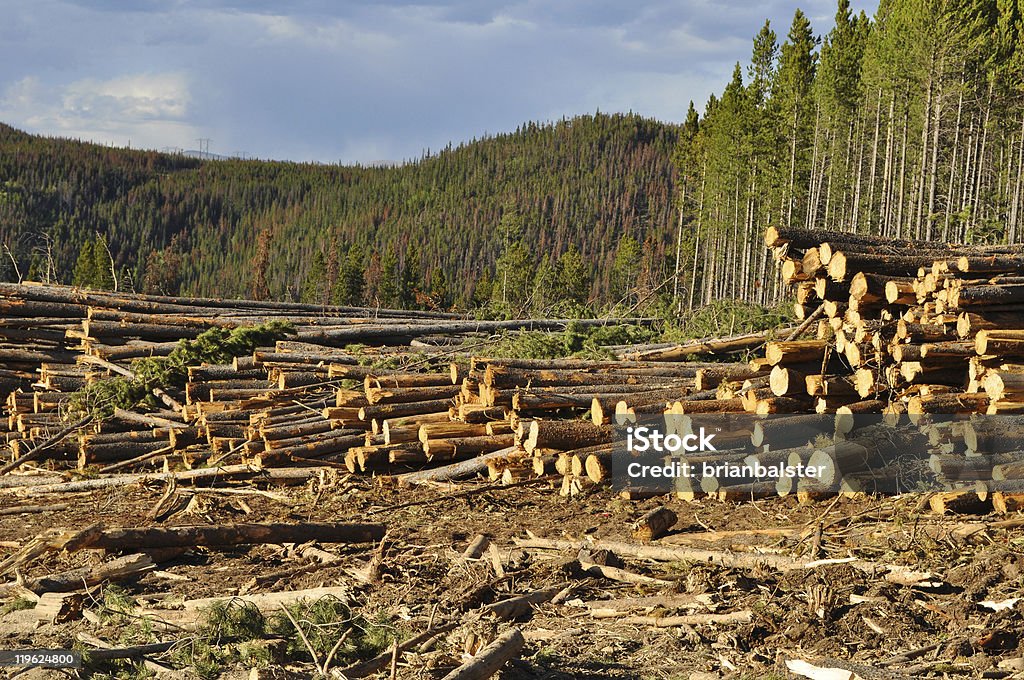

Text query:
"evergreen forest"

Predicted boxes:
[[1, 0, 1023, 321]]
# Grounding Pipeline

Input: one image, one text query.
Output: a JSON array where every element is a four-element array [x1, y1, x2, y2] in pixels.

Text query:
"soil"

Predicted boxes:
[[3, 475, 1024, 679]]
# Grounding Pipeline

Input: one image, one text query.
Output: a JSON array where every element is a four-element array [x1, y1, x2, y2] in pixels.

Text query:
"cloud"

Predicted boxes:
[[0, 72, 198, 150], [0, 0, 880, 162]]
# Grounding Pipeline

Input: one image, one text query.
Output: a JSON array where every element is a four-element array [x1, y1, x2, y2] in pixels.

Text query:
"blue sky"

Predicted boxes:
[[0, 0, 876, 164]]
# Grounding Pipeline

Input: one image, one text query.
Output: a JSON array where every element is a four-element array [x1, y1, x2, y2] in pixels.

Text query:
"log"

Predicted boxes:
[[765, 226, 934, 251], [359, 399, 456, 421], [3, 465, 326, 496], [418, 422, 490, 442], [620, 328, 797, 361], [179, 585, 354, 614], [0, 415, 93, 475], [764, 340, 828, 366], [484, 365, 691, 390], [298, 318, 654, 345], [514, 537, 937, 585], [693, 364, 765, 390], [424, 435, 516, 461], [25, 553, 156, 593], [366, 384, 463, 405], [827, 252, 941, 282], [953, 284, 1024, 308], [976, 329, 1024, 355], [439, 628, 525, 680], [786, 657, 905, 680], [806, 426, 923, 487], [524, 420, 614, 454], [769, 366, 808, 397], [672, 397, 744, 414], [394, 447, 520, 485], [982, 370, 1024, 401], [631, 507, 677, 541], [63, 522, 386, 552], [929, 490, 991, 514], [262, 428, 364, 452]]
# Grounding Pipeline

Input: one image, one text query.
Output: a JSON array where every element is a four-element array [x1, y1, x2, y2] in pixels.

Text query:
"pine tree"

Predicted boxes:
[[472, 270, 493, 308], [72, 239, 97, 287], [556, 245, 590, 305], [610, 235, 642, 304], [333, 246, 365, 306], [399, 245, 421, 308], [92, 236, 115, 290], [429, 268, 450, 310], [774, 9, 818, 228], [142, 246, 182, 295], [301, 249, 326, 304], [493, 240, 533, 311], [492, 208, 533, 311], [749, 20, 779, 108], [531, 254, 558, 313], [378, 246, 399, 307]]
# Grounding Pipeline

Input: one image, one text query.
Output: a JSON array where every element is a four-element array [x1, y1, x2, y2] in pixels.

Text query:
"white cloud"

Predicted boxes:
[[64, 72, 191, 120], [247, 13, 399, 52], [0, 71, 198, 150], [0, 0, 881, 162]]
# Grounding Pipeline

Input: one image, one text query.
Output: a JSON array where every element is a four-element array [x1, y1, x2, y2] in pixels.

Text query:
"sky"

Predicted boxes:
[[0, 0, 876, 165]]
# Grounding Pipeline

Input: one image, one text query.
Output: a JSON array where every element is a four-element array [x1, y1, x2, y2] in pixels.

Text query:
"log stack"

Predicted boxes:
[[0, 282, 659, 483], [6, 240, 1024, 513], [765, 226, 1024, 501]]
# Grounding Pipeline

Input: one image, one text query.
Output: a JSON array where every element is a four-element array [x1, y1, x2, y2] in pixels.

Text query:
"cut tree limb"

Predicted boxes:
[[439, 628, 525, 680], [56, 522, 386, 552]]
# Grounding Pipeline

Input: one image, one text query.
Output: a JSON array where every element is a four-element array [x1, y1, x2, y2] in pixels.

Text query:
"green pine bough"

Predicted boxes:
[[67, 321, 295, 421]]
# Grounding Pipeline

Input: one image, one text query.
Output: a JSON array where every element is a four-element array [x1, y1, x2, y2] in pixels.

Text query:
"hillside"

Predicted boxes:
[[0, 113, 679, 310]]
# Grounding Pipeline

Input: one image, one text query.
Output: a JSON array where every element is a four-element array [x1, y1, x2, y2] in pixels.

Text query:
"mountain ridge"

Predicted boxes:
[[0, 112, 680, 309]]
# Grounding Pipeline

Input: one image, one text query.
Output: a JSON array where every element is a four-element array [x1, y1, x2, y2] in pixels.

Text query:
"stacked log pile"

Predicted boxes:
[[6, 235, 1024, 512], [766, 226, 1024, 506], [0, 282, 661, 482]]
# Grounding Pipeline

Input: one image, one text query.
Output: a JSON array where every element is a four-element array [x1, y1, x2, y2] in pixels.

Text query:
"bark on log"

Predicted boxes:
[[62, 521, 386, 552], [524, 421, 614, 455], [359, 399, 457, 422], [620, 328, 797, 361], [25, 553, 156, 593], [632, 507, 677, 541]]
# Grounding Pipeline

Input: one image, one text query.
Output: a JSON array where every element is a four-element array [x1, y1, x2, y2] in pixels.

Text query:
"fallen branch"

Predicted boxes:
[[394, 447, 519, 486], [514, 537, 941, 586], [580, 561, 673, 586], [440, 627, 525, 680], [785, 303, 826, 341], [24, 553, 156, 593], [336, 622, 460, 678], [64, 522, 386, 552], [786, 657, 905, 680], [0, 415, 92, 475], [1, 464, 325, 496], [619, 611, 752, 627], [483, 585, 567, 621], [182, 586, 352, 614], [0, 503, 69, 516]]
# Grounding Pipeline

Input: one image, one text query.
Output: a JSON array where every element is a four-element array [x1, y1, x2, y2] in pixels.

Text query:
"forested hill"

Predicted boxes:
[[0, 113, 679, 311]]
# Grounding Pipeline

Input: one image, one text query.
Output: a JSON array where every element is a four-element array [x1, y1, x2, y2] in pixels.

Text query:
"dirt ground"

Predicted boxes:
[[3, 474, 1024, 679]]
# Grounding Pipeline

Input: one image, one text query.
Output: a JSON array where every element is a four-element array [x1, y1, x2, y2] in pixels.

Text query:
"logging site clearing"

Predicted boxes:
[[6, 227, 1024, 679]]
